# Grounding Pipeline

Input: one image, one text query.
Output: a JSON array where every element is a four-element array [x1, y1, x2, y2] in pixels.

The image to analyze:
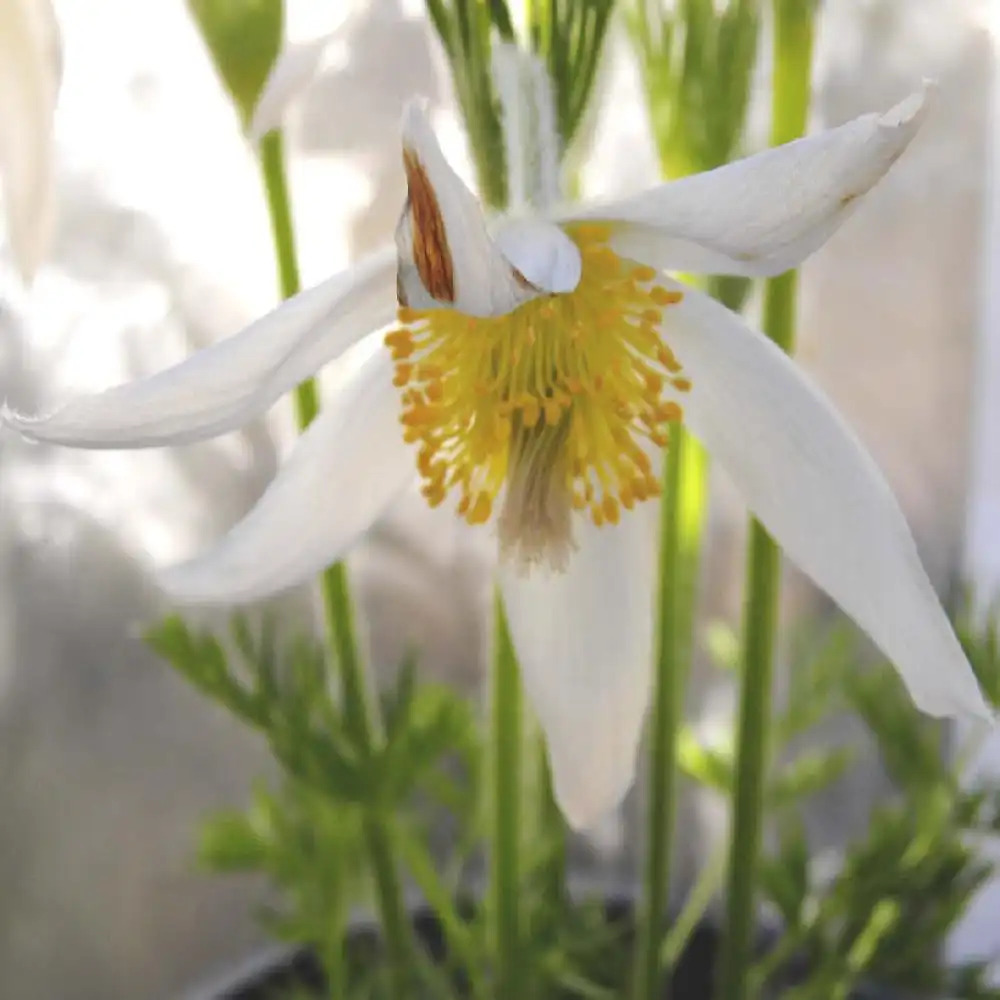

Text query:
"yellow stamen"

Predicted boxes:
[[384, 223, 689, 571]]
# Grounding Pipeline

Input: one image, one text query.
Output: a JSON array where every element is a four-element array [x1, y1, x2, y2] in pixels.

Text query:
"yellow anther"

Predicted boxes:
[[634, 265, 657, 282], [602, 496, 621, 525], [384, 328, 412, 349], [650, 286, 683, 306], [400, 406, 431, 427], [422, 482, 446, 507], [543, 398, 563, 425], [644, 371, 664, 393], [657, 345, 682, 373], [671, 377, 692, 393], [417, 447, 436, 476]]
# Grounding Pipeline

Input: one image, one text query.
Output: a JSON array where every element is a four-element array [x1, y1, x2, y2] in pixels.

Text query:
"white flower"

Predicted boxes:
[[0, 0, 61, 283], [4, 89, 992, 829], [247, 8, 356, 143]]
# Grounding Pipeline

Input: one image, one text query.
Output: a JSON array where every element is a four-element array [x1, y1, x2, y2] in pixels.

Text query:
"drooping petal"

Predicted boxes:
[[3, 247, 396, 447], [667, 284, 992, 722], [159, 336, 412, 604], [396, 99, 540, 317], [0, 0, 61, 283], [500, 510, 658, 829], [565, 88, 930, 278]]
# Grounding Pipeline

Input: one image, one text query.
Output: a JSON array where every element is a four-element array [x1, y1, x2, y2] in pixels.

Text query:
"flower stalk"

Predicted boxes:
[[628, 4, 760, 995], [257, 129, 417, 992], [634, 422, 689, 1000], [490, 595, 523, 1000], [716, 4, 816, 999]]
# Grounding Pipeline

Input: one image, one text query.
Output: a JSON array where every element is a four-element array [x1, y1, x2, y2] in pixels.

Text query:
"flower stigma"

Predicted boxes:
[[384, 223, 689, 572]]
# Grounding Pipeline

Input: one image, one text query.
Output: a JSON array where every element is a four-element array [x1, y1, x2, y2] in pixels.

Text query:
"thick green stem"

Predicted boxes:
[[716, 5, 814, 999], [634, 422, 691, 1000], [490, 594, 522, 1000], [257, 130, 416, 991]]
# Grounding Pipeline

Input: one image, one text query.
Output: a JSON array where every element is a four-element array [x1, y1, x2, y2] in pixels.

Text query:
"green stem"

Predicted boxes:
[[257, 130, 416, 992], [716, 516, 781, 1000], [716, 5, 814, 999], [490, 593, 522, 1000], [634, 423, 689, 1000]]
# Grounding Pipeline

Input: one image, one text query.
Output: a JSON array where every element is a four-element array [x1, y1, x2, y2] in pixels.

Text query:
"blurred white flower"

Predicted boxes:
[[248, 9, 355, 143], [0, 0, 60, 282], [6, 88, 992, 828]]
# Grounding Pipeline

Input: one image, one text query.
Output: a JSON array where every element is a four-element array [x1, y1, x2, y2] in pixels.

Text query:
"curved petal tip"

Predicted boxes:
[[400, 95, 431, 140], [569, 84, 933, 279], [1, 399, 61, 443], [881, 82, 934, 129], [547, 726, 643, 831]]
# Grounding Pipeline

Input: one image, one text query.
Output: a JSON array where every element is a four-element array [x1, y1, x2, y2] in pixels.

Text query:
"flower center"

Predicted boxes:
[[383, 223, 689, 571]]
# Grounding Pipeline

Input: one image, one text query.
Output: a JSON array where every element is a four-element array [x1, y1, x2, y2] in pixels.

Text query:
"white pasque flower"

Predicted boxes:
[[0, 0, 61, 283], [4, 90, 992, 828]]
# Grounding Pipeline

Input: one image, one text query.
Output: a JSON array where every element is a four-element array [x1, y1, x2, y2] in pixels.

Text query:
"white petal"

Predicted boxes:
[[667, 284, 992, 721], [493, 219, 581, 293], [0, 0, 61, 283], [249, 31, 341, 142], [159, 337, 412, 604], [3, 248, 396, 447], [566, 88, 930, 278], [397, 99, 539, 317], [500, 512, 657, 829]]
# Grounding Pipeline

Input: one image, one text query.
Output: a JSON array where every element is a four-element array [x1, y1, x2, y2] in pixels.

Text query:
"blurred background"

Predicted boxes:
[[0, 0, 996, 996]]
